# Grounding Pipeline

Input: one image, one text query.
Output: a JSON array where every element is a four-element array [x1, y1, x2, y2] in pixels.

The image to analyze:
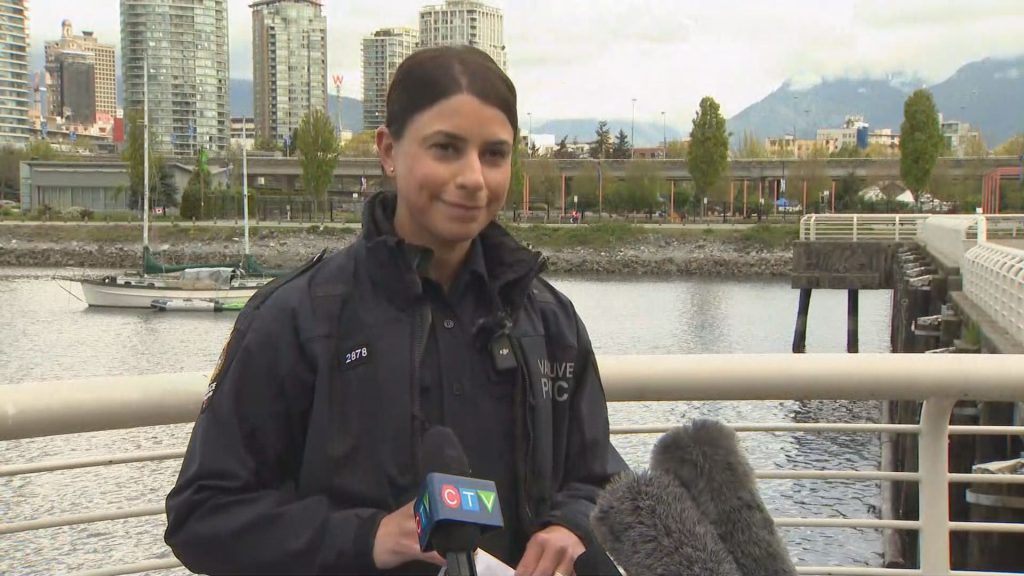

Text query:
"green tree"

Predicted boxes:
[[611, 129, 632, 159], [617, 160, 662, 213], [570, 162, 600, 217], [664, 139, 689, 159], [254, 135, 279, 152], [963, 134, 988, 158], [831, 144, 865, 159], [687, 96, 729, 205], [0, 145, 21, 200], [122, 109, 162, 211], [508, 143, 525, 211], [180, 169, 211, 220], [524, 158, 562, 220], [589, 121, 612, 160], [296, 109, 341, 220], [340, 130, 377, 158], [786, 147, 831, 212], [865, 142, 898, 158], [155, 163, 179, 208], [899, 89, 944, 195], [23, 140, 60, 161], [735, 130, 769, 159], [994, 134, 1024, 157], [552, 136, 576, 159]]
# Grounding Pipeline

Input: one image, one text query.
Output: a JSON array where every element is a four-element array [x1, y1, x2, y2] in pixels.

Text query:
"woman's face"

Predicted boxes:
[[378, 93, 515, 251]]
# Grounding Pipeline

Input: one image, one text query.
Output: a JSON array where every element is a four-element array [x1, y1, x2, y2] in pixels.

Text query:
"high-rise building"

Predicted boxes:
[[0, 0, 31, 145], [121, 0, 230, 155], [361, 27, 417, 131], [45, 20, 116, 118], [251, 0, 327, 145], [48, 51, 96, 126], [418, 0, 506, 70]]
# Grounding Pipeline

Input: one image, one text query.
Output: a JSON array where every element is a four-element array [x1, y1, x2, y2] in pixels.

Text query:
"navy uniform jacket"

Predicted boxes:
[[164, 191, 628, 574]]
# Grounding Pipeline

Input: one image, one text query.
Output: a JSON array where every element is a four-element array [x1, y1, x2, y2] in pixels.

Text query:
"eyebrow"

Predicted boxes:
[[424, 130, 512, 148]]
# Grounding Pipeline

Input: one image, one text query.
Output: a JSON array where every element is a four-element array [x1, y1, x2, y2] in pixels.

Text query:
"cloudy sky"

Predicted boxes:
[[31, 0, 1024, 130]]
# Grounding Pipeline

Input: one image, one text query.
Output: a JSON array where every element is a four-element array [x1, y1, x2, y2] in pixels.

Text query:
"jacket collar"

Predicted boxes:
[[360, 191, 545, 312]]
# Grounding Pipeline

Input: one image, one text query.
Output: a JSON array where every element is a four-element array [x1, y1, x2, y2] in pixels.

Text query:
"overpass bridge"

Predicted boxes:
[[206, 155, 1020, 180]]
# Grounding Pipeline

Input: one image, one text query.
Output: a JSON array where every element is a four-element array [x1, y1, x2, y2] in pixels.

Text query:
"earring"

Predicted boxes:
[[389, 167, 396, 175]]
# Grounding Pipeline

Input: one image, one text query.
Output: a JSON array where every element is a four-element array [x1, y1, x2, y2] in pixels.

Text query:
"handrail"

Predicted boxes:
[[4, 355, 1024, 576], [962, 242, 1024, 346], [5, 354, 1024, 441], [799, 213, 928, 241]]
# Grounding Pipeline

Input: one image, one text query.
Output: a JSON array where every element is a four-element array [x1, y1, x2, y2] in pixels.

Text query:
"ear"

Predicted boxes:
[[376, 126, 395, 175]]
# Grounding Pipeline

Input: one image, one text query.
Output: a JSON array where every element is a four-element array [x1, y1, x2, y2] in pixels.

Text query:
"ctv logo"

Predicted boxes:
[[440, 484, 497, 513]]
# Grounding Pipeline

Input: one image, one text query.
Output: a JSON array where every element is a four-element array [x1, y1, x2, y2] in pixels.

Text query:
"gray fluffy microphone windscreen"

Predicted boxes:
[[591, 419, 796, 576]]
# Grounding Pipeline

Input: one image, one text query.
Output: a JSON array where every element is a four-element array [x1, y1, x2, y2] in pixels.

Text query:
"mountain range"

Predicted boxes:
[[726, 55, 1024, 149], [35, 47, 1024, 148]]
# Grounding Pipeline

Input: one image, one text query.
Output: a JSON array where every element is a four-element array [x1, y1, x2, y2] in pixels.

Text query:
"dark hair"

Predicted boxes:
[[385, 46, 518, 141]]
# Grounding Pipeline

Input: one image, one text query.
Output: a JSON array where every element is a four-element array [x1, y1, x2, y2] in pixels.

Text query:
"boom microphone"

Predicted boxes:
[[591, 469, 742, 576], [415, 427, 504, 576], [650, 419, 797, 576]]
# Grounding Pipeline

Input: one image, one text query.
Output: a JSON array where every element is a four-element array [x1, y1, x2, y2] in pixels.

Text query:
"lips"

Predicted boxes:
[[440, 199, 485, 219]]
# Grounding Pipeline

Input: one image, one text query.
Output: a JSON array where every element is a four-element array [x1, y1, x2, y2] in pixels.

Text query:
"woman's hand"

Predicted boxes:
[[372, 500, 446, 570], [515, 525, 585, 576]]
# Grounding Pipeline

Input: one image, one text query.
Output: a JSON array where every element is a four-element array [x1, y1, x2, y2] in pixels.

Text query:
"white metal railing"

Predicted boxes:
[[4, 355, 1024, 576], [969, 215, 1024, 242], [962, 242, 1024, 345], [799, 214, 929, 241]]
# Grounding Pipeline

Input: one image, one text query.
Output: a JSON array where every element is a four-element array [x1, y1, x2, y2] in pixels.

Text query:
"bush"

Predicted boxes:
[[62, 206, 94, 221], [33, 203, 55, 220]]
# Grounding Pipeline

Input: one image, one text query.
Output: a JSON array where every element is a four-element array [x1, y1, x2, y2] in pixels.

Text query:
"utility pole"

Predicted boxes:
[[661, 111, 667, 157], [333, 74, 344, 138], [631, 98, 637, 159]]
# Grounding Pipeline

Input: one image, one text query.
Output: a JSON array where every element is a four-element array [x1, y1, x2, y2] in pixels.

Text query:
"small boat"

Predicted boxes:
[[75, 267, 261, 309], [61, 60, 280, 310]]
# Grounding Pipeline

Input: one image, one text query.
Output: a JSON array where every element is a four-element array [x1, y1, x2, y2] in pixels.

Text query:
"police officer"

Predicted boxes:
[[165, 46, 627, 576]]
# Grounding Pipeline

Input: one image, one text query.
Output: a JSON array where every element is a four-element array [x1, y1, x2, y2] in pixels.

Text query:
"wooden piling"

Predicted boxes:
[[847, 289, 860, 353], [792, 288, 812, 353]]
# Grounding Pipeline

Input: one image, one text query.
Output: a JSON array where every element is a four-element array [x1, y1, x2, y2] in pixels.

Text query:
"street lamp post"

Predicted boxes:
[[631, 98, 637, 159], [661, 111, 666, 158], [792, 94, 799, 159]]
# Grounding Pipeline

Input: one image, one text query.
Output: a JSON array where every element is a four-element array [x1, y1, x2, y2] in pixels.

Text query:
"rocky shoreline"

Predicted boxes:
[[0, 228, 793, 277]]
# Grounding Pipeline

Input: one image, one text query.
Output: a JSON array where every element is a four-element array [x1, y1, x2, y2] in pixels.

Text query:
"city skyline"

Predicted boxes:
[[24, 0, 1024, 130]]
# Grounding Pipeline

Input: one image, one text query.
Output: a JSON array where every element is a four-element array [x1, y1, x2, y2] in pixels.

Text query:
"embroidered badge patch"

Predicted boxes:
[[200, 381, 217, 413], [342, 345, 370, 369]]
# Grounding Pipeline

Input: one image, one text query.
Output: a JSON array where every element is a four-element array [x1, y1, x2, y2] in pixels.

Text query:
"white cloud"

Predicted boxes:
[[28, 0, 1024, 126]]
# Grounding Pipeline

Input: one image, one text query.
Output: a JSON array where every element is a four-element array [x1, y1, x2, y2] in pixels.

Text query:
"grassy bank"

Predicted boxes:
[[509, 221, 799, 250], [0, 221, 799, 250]]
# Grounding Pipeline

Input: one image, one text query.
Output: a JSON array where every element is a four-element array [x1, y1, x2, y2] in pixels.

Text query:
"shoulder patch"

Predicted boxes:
[[200, 380, 217, 414]]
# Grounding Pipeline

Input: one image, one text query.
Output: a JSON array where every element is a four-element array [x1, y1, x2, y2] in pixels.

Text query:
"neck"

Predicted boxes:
[[427, 242, 470, 290], [393, 203, 470, 290]]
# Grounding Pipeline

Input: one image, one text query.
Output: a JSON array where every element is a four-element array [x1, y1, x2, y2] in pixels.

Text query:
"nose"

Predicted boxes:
[[454, 152, 486, 194]]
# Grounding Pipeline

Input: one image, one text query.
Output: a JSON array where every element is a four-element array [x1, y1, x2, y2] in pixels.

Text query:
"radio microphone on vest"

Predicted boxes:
[[415, 426, 504, 576]]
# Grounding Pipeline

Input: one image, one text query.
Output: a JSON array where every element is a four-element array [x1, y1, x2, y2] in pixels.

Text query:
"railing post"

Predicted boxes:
[[918, 396, 956, 575], [895, 215, 901, 241], [853, 214, 858, 241]]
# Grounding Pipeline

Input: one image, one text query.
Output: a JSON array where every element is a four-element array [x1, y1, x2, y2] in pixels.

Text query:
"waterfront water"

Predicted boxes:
[[1, 268, 892, 574]]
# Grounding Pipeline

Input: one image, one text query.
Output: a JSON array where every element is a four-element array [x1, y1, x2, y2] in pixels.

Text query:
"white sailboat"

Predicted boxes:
[[71, 59, 272, 310]]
